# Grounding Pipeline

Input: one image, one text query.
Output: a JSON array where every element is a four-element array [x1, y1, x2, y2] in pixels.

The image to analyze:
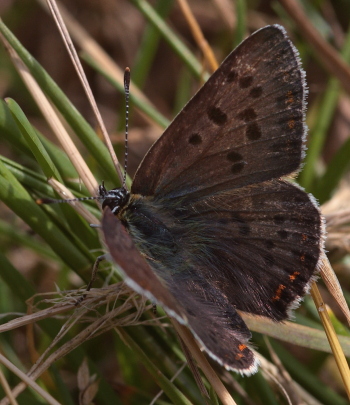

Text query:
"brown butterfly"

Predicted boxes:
[[59, 25, 324, 375]]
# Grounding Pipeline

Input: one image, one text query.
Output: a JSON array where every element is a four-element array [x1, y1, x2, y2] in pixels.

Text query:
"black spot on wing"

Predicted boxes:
[[208, 106, 227, 125], [226, 70, 238, 83], [227, 151, 243, 162], [237, 108, 257, 122], [249, 86, 263, 98], [239, 75, 253, 88], [189, 133, 202, 145], [246, 123, 262, 140]]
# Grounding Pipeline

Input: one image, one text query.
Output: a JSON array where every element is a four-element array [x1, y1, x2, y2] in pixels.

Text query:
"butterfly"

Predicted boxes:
[[99, 24, 323, 375]]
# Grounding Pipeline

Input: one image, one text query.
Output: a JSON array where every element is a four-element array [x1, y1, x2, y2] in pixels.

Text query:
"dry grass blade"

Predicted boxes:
[[47, 178, 100, 225], [172, 319, 237, 405], [177, 0, 218, 72], [0, 353, 61, 405], [310, 283, 350, 399], [177, 337, 209, 400], [0, 367, 18, 405], [0, 33, 98, 197], [150, 363, 187, 405], [38, 0, 162, 129], [45, 0, 123, 183], [322, 187, 350, 257], [0, 284, 148, 404], [243, 313, 350, 355], [220, 371, 255, 405], [263, 337, 295, 405], [320, 194, 350, 324], [319, 256, 350, 325], [325, 208, 350, 230], [0, 301, 74, 334], [279, 0, 350, 94], [255, 353, 325, 405]]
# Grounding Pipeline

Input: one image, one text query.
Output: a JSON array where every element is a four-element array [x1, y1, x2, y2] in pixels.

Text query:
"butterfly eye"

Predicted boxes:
[[98, 183, 107, 197], [100, 187, 130, 214]]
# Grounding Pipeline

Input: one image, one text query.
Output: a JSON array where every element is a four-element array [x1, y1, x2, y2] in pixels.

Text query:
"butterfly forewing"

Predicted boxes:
[[132, 25, 306, 200]]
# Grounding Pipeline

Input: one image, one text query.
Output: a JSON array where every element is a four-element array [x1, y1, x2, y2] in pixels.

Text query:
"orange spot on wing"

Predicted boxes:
[[272, 284, 286, 301], [289, 271, 300, 281], [238, 344, 247, 351], [287, 90, 294, 104]]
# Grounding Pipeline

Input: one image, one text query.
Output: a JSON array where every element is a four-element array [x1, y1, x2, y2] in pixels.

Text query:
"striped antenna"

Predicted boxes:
[[123, 67, 131, 188], [36, 196, 101, 205], [36, 182, 108, 205]]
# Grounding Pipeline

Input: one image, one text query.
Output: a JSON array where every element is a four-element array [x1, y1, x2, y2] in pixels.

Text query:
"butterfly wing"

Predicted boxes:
[[102, 208, 258, 374], [102, 208, 186, 322], [132, 25, 307, 201], [168, 269, 258, 374], [158, 179, 322, 321]]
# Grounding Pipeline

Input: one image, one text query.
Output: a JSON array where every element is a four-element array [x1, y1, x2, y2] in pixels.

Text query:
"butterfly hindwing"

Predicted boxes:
[[132, 25, 306, 201], [168, 270, 258, 374], [102, 207, 258, 373], [155, 179, 322, 321]]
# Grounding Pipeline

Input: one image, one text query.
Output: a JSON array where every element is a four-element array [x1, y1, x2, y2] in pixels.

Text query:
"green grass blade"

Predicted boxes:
[[119, 328, 194, 405], [132, 0, 174, 88], [0, 158, 93, 276], [131, 0, 205, 79], [0, 99, 34, 156], [314, 134, 350, 203], [271, 341, 349, 405], [0, 252, 37, 301], [84, 54, 170, 129], [0, 19, 120, 186], [234, 0, 247, 47], [0, 218, 58, 260], [6, 98, 62, 181]]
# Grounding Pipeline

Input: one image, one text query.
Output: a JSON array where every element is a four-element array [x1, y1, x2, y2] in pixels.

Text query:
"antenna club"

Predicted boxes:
[[122, 67, 130, 188], [36, 198, 54, 205], [124, 67, 131, 89]]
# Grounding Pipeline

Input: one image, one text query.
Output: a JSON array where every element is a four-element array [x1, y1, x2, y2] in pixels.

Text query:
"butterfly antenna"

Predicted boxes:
[[36, 196, 101, 205], [123, 67, 130, 189]]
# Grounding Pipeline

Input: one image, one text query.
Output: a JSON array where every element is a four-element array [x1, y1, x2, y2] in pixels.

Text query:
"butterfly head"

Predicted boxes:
[[99, 183, 130, 215]]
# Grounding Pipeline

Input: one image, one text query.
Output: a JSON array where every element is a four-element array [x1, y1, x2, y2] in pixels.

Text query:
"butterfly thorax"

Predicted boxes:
[[99, 184, 130, 215], [119, 194, 179, 263], [99, 181, 179, 263]]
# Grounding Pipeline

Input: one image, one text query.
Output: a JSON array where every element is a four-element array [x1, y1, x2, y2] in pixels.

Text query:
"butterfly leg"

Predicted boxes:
[[75, 254, 107, 305], [86, 254, 106, 292], [152, 303, 158, 315]]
